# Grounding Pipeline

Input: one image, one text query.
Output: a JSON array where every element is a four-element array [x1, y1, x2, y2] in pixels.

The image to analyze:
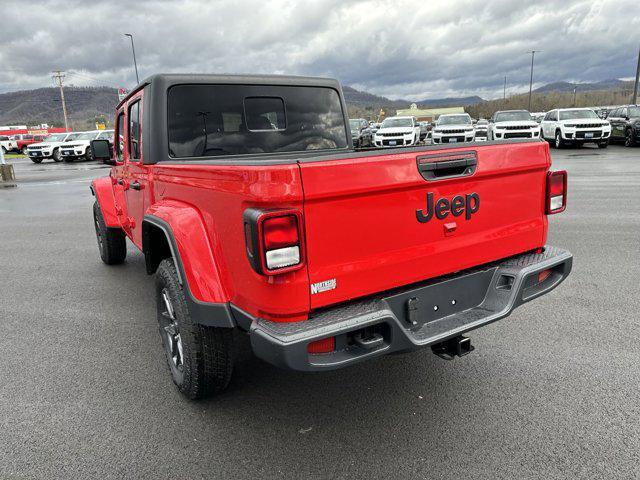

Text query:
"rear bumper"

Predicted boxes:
[[248, 246, 572, 371]]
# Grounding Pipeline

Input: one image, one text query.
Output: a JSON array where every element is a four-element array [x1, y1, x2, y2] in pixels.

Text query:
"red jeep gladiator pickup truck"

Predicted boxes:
[[90, 74, 572, 399]]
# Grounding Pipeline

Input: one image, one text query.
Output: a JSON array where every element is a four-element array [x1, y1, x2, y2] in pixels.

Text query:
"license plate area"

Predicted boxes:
[[384, 268, 496, 328]]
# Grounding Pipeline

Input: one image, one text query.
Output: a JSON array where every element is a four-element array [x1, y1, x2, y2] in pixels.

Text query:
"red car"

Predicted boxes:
[[13, 134, 47, 154], [90, 74, 572, 399]]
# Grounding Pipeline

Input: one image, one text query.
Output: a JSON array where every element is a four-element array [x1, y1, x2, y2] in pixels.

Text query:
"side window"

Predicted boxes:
[[116, 112, 125, 162], [620, 107, 628, 118], [551, 111, 558, 121], [128, 101, 141, 161]]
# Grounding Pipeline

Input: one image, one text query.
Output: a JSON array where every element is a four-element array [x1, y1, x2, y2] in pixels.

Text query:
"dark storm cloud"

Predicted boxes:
[[0, 0, 638, 99]]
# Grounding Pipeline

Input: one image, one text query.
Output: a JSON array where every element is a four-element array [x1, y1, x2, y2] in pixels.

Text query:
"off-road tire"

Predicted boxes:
[[156, 258, 234, 399], [85, 147, 93, 162], [21, 146, 28, 155], [625, 129, 636, 147], [93, 201, 126, 265], [53, 148, 62, 162], [30, 157, 43, 164]]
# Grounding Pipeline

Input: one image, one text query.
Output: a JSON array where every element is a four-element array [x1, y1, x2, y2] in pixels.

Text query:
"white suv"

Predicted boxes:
[[432, 114, 475, 144], [541, 108, 611, 148], [27, 132, 80, 163], [0, 135, 17, 154], [373, 116, 421, 147], [487, 110, 540, 141], [59, 130, 114, 162]]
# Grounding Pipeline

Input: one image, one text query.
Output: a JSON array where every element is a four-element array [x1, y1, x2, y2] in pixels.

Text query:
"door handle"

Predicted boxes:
[[116, 178, 124, 185], [130, 181, 142, 191]]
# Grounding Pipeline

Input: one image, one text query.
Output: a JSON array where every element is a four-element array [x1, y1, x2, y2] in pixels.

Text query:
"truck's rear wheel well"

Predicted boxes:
[[142, 221, 173, 275]]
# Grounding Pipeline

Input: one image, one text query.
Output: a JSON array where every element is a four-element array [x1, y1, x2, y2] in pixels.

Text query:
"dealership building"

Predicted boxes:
[[396, 103, 465, 122]]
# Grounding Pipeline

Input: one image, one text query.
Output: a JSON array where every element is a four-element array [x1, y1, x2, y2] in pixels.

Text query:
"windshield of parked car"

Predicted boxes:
[[63, 133, 81, 141], [437, 115, 471, 125], [44, 134, 67, 142], [96, 130, 114, 140], [559, 109, 598, 120], [381, 118, 413, 128], [349, 119, 362, 131], [75, 132, 99, 140], [628, 106, 640, 118], [168, 84, 348, 158], [494, 111, 532, 122], [0, 136, 9, 141]]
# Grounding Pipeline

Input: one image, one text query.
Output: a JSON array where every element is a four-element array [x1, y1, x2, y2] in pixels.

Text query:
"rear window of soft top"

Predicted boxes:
[[167, 84, 348, 158]]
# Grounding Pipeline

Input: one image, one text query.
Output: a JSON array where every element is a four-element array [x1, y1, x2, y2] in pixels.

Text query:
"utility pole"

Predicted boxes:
[[633, 43, 640, 105], [503, 76, 507, 101], [124, 34, 140, 84], [527, 50, 540, 111], [52, 70, 69, 132], [573, 87, 577, 107]]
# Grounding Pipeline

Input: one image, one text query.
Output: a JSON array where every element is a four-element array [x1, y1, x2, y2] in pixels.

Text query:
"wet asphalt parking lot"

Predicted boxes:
[[1, 144, 639, 479]]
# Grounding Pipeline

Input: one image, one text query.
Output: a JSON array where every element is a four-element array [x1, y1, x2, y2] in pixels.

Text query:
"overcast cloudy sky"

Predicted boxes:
[[1, 0, 639, 100]]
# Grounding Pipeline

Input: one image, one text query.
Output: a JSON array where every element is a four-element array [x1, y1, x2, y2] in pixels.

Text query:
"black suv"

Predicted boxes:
[[608, 105, 640, 147], [349, 118, 373, 148]]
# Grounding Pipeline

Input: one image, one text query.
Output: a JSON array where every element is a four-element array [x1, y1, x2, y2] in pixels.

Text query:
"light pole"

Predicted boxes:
[[124, 33, 140, 84], [573, 87, 577, 107], [503, 75, 507, 101], [633, 43, 640, 105], [527, 50, 540, 111]]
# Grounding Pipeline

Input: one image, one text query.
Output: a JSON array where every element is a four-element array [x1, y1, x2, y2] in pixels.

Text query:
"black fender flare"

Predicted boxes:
[[143, 215, 236, 329]]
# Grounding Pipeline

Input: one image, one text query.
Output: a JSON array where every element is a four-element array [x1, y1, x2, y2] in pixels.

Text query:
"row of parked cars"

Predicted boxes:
[[0, 133, 49, 155], [25, 130, 114, 163], [350, 103, 640, 150]]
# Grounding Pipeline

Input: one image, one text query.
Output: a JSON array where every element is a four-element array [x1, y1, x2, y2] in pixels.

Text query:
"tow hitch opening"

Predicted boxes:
[[431, 336, 474, 360]]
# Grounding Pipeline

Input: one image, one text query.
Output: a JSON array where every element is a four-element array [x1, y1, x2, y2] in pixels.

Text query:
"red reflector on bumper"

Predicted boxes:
[[538, 269, 552, 283], [307, 337, 335, 354]]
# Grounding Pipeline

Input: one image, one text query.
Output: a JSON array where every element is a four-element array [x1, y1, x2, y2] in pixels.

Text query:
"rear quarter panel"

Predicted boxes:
[[150, 163, 310, 322]]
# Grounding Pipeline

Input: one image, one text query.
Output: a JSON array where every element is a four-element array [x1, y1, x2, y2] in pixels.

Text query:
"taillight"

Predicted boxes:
[[546, 170, 567, 214], [244, 209, 305, 275]]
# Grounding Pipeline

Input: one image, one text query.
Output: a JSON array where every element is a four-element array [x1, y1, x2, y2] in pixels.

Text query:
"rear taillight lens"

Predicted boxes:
[[244, 209, 304, 275], [263, 215, 298, 250], [546, 170, 567, 214]]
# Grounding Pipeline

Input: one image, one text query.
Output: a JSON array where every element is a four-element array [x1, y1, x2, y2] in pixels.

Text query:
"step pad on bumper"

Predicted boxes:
[[249, 246, 572, 371]]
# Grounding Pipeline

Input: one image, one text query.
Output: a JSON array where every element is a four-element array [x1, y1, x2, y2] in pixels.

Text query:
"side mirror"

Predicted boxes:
[[90, 139, 115, 165]]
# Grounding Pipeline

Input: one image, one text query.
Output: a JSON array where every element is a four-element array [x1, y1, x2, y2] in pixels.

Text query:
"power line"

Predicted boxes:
[[51, 70, 69, 132], [66, 71, 120, 88]]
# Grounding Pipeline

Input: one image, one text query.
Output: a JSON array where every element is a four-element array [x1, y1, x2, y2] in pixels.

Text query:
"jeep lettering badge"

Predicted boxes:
[[416, 192, 480, 223]]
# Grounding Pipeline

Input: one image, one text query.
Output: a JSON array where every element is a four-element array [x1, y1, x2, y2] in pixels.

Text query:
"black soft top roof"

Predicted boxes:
[[117, 73, 342, 108]]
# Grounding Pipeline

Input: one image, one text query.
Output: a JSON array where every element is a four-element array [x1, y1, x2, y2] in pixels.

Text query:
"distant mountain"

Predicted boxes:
[[534, 79, 633, 94], [0, 79, 633, 129], [342, 86, 485, 109], [414, 96, 485, 107], [341, 86, 407, 109], [0, 86, 118, 129]]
